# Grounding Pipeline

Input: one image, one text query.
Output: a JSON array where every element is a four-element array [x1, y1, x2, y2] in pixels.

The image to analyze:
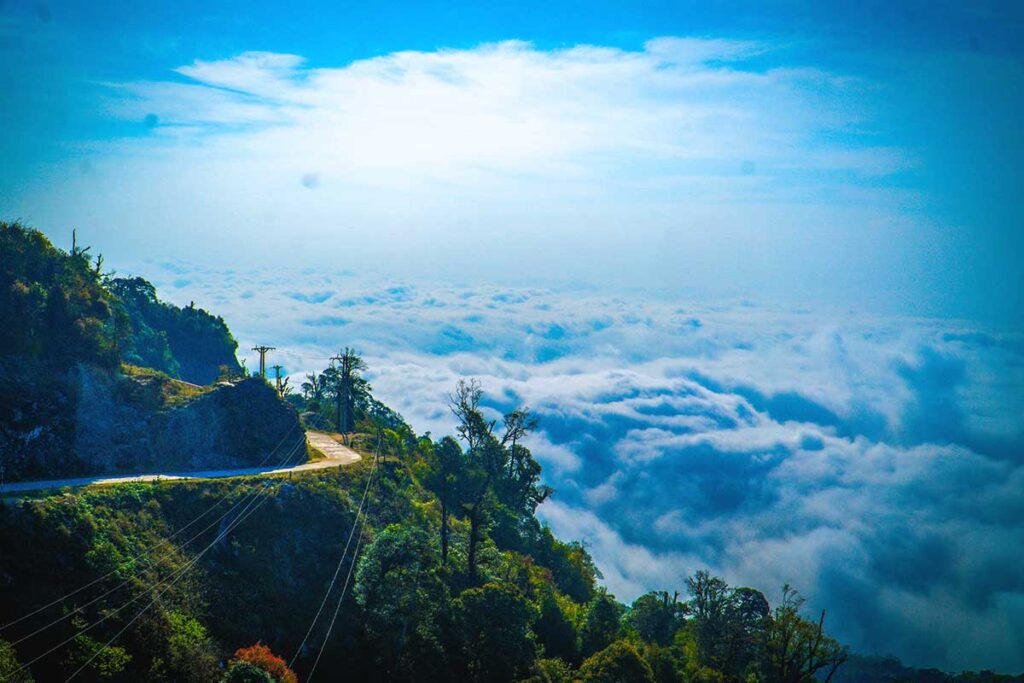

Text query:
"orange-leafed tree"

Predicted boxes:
[[230, 643, 298, 683]]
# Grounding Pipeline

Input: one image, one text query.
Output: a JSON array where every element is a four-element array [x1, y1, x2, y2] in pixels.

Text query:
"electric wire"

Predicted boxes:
[[305, 438, 382, 682], [2, 437, 307, 683], [289, 435, 380, 668], [60, 449, 303, 683], [0, 421, 300, 635]]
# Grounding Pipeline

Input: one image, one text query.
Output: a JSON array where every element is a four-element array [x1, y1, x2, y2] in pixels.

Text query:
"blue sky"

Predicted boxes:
[[4, 0, 1024, 671]]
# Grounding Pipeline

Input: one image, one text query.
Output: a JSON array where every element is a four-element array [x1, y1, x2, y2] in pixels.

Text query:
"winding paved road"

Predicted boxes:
[[0, 431, 360, 495]]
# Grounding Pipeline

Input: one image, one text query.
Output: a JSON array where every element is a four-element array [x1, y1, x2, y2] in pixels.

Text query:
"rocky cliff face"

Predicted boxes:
[[74, 367, 304, 474], [1, 363, 304, 482]]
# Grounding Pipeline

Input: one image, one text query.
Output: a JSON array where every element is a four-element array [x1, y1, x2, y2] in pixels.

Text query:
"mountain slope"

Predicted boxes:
[[0, 222, 296, 482]]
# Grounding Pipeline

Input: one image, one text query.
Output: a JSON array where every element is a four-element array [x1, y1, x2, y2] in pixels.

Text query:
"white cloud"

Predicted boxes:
[[121, 39, 890, 183], [116, 262, 1024, 671]]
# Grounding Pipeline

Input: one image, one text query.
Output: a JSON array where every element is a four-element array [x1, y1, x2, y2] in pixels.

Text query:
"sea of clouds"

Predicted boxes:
[[138, 260, 1024, 672]]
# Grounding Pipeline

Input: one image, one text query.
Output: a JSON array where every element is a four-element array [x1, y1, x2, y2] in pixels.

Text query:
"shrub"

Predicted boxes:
[[578, 640, 655, 683], [230, 643, 297, 683]]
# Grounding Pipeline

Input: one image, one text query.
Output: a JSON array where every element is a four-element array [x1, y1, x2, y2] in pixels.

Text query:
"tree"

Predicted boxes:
[[726, 586, 770, 674], [301, 372, 324, 402], [497, 408, 551, 518], [450, 379, 494, 452], [62, 627, 132, 679], [354, 525, 447, 680], [162, 609, 220, 682], [228, 643, 297, 683], [626, 591, 686, 646], [578, 641, 655, 683], [761, 585, 847, 683], [580, 589, 625, 658], [502, 407, 538, 479], [534, 657, 574, 683], [453, 582, 537, 682], [686, 571, 771, 677], [222, 661, 274, 683], [533, 586, 578, 663], [424, 436, 464, 564], [448, 379, 551, 580], [331, 347, 367, 436], [0, 639, 33, 683], [687, 570, 732, 668], [449, 379, 500, 580]]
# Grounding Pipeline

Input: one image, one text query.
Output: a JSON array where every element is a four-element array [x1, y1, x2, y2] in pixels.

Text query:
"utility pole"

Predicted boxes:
[[252, 345, 275, 378], [272, 364, 284, 395]]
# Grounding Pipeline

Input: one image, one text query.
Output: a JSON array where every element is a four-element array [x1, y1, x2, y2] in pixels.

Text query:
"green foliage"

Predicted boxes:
[[0, 347, 865, 683], [108, 276, 241, 385], [642, 642, 686, 683], [354, 524, 448, 680], [454, 582, 537, 682], [63, 623, 133, 679], [580, 589, 625, 658], [687, 571, 770, 677], [535, 657, 574, 682], [533, 585, 579, 663], [578, 640, 656, 683], [0, 638, 34, 683], [0, 222, 121, 368], [0, 223, 239, 385], [222, 661, 274, 683], [120, 364, 209, 407], [164, 610, 220, 682], [624, 592, 686, 646], [0, 224, 268, 483], [761, 585, 847, 683]]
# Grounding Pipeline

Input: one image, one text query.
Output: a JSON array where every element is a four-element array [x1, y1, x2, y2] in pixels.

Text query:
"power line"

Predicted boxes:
[[62, 453, 301, 683], [307, 501, 370, 682], [2, 437, 308, 681], [0, 422, 300, 635], [290, 436, 380, 669], [305, 443, 380, 682], [7, 457, 290, 650]]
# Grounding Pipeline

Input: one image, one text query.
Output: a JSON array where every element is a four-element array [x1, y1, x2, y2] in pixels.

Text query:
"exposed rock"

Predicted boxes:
[[1, 361, 303, 482]]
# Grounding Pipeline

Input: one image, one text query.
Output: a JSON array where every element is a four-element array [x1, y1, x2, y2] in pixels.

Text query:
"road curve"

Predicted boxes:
[[1, 431, 360, 495]]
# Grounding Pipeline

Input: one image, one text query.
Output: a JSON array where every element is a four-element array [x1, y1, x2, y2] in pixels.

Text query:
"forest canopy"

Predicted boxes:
[[0, 221, 240, 384]]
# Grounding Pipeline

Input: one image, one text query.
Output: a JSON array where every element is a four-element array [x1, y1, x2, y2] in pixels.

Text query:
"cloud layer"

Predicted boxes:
[[136, 260, 1024, 672]]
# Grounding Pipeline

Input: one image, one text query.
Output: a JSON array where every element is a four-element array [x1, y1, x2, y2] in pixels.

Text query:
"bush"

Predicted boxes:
[[578, 640, 655, 683], [455, 582, 538, 682], [223, 661, 274, 683], [0, 639, 33, 683], [229, 643, 297, 683]]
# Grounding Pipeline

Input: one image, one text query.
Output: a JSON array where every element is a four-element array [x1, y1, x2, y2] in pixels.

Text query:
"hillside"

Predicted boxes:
[[108, 277, 241, 386], [0, 222, 296, 482], [0, 432, 823, 683], [0, 222, 240, 382]]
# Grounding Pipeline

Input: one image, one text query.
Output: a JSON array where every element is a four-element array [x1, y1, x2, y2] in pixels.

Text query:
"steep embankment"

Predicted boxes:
[[2, 362, 304, 482], [74, 368, 304, 475]]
